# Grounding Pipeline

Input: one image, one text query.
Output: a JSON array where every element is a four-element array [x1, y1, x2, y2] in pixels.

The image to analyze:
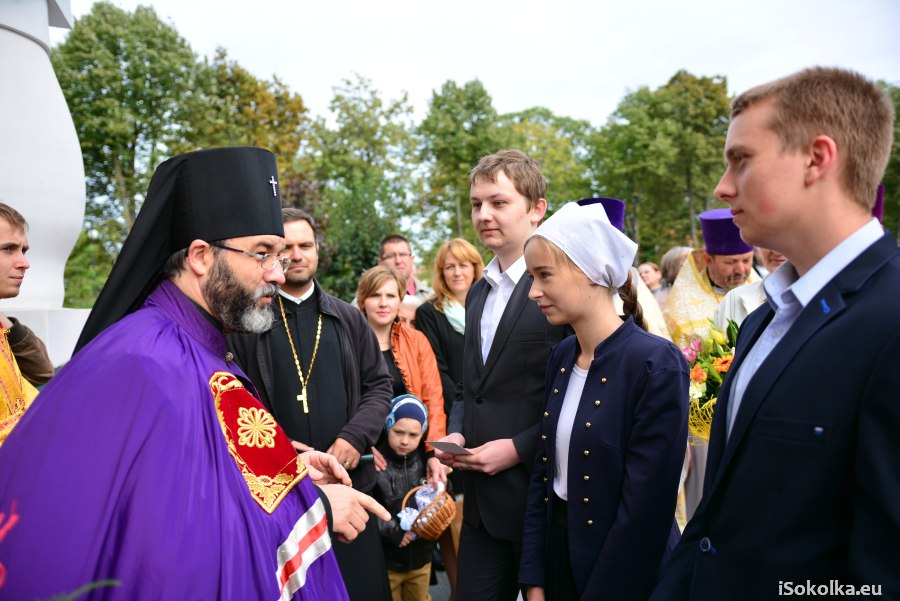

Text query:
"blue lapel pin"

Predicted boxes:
[[820, 299, 830, 314]]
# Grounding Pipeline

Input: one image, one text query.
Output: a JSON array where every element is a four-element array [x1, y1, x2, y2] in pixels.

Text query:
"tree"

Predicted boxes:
[[419, 80, 500, 247], [52, 2, 198, 305], [52, 2, 197, 245], [496, 107, 594, 210], [587, 71, 731, 263], [301, 75, 416, 299], [177, 48, 308, 200], [659, 71, 731, 242], [879, 81, 899, 239]]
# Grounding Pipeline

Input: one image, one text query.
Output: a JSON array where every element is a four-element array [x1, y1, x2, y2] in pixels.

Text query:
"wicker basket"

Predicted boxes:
[[400, 484, 457, 541]]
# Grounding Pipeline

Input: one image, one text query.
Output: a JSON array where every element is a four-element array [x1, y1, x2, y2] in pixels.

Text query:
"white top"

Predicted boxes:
[[479, 255, 527, 363], [726, 219, 883, 437], [714, 279, 768, 329], [553, 364, 588, 500]]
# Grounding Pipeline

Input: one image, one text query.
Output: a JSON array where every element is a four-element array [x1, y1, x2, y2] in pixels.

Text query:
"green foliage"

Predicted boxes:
[[55, 5, 313, 306], [56, 4, 830, 305], [62, 230, 114, 307], [419, 80, 500, 249], [300, 75, 416, 299], [496, 107, 594, 210], [177, 47, 309, 186], [53, 2, 198, 305], [52, 2, 197, 242], [879, 81, 899, 239], [588, 71, 731, 263]]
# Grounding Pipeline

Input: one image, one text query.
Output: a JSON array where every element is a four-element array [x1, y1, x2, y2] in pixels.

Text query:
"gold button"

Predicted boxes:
[[544, 497, 549, 503], [585, 422, 592, 428], [594, 400, 601, 406], [583, 498, 589, 504], [541, 434, 547, 440], [583, 450, 590, 456], [224, 352, 234, 362], [542, 456, 548, 463], [560, 367, 566, 373], [544, 411, 549, 417], [601, 377, 607, 383], [543, 476, 548, 482], [583, 475, 590, 481], [586, 519, 593, 526], [553, 388, 559, 394]]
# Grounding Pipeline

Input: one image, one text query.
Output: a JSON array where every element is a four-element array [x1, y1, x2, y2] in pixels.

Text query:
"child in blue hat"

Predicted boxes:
[[373, 395, 435, 601]]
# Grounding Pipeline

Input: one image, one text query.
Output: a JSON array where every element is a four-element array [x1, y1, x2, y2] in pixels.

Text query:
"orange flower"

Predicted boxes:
[[690, 364, 708, 383], [712, 355, 733, 373]]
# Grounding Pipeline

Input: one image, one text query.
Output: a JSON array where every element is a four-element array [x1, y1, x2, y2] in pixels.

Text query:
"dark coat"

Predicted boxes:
[[228, 281, 392, 494], [520, 318, 688, 600], [415, 300, 464, 417], [372, 439, 433, 572], [650, 233, 900, 601], [447, 275, 569, 543]]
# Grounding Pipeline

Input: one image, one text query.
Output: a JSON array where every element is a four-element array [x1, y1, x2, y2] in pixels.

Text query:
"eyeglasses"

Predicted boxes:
[[210, 243, 291, 272], [382, 252, 412, 262]]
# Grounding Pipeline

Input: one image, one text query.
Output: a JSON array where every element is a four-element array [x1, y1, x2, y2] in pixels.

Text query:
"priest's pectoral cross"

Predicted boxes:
[[297, 387, 309, 414]]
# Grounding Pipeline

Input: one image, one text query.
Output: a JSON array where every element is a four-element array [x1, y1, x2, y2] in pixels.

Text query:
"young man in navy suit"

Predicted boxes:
[[650, 67, 898, 600], [436, 150, 568, 600]]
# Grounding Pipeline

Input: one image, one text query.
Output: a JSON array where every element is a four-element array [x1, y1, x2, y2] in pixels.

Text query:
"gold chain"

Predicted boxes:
[[277, 296, 322, 414]]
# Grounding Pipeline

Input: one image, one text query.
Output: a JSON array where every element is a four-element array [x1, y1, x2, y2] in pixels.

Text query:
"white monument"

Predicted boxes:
[[0, 0, 89, 367]]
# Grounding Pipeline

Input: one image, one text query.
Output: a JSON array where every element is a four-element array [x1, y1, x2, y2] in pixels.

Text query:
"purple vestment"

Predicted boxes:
[[0, 281, 348, 600]]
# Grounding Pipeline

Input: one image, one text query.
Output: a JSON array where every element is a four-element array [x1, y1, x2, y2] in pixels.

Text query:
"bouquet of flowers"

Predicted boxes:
[[681, 319, 739, 441]]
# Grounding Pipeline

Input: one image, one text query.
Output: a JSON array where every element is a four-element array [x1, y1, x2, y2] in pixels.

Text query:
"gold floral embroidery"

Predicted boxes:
[[208, 371, 306, 514], [236, 406, 277, 448], [245, 471, 298, 508]]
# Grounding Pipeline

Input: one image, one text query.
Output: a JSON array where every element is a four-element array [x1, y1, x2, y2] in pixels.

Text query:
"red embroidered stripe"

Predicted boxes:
[[278, 514, 328, 588]]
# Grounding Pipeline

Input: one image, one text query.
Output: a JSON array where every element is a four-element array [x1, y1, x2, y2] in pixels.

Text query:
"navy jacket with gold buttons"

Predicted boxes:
[[520, 317, 689, 601]]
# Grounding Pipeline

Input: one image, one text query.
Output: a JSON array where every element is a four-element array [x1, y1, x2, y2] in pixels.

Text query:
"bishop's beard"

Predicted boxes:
[[203, 257, 276, 333]]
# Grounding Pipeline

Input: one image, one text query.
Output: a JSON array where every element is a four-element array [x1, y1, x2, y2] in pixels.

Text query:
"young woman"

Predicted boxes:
[[356, 266, 448, 486], [519, 201, 689, 601], [414, 238, 484, 419]]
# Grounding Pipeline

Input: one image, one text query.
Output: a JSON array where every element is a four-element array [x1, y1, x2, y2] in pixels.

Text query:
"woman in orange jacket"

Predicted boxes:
[[357, 265, 448, 487]]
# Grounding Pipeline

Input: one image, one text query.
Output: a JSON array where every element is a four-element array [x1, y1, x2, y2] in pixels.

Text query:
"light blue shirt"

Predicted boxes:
[[726, 219, 884, 437]]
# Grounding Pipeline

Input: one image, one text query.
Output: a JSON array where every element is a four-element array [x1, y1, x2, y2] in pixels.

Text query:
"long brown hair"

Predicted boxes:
[[617, 272, 648, 331]]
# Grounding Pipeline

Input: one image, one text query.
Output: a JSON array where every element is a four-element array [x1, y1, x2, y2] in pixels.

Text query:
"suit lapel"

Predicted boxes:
[[482, 275, 532, 378], [466, 279, 490, 373], [705, 306, 772, 483]]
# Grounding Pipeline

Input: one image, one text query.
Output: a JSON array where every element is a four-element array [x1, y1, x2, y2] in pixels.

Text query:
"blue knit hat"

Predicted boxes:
[[385, 394, 428, 431]]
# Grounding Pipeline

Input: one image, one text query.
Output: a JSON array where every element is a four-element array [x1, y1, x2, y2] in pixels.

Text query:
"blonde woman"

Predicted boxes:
[[415, 238, 483, 418], [356, 266, 448, 487]]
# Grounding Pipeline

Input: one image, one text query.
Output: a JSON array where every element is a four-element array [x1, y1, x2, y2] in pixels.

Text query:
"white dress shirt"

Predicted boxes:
[[479, 255, 527, 363], [726, 219, 884, 437]]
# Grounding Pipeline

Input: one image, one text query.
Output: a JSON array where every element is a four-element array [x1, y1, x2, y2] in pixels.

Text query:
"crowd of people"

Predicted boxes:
[[0, 65, 896, 601]]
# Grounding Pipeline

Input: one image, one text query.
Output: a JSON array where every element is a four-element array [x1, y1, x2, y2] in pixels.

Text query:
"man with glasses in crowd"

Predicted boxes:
[[378, 234, 433, 300]]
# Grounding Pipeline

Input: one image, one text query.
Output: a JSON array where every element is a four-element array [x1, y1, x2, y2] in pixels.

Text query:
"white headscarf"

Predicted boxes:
[[530, 201, 638, 288]]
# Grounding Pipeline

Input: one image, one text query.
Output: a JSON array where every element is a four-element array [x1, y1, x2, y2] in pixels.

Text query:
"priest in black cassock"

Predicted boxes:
[[229, 208, 393, 601]]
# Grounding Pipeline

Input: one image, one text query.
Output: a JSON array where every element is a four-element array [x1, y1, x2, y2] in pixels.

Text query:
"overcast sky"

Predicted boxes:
[[52, 0, 900, 126]]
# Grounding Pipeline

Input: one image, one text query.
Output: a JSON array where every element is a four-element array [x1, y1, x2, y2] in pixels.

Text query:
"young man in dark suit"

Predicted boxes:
[[436, 150, 568, 600], [650, 67, 898, 600]]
